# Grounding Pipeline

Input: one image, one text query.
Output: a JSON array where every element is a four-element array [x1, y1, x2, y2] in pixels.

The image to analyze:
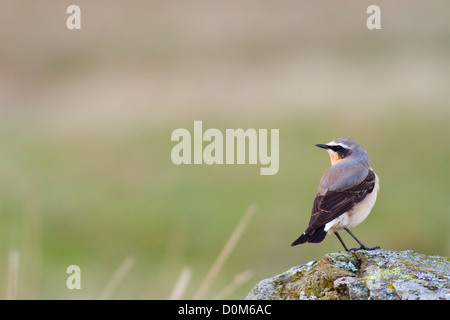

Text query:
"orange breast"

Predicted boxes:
[[329, 152, 341, 165]]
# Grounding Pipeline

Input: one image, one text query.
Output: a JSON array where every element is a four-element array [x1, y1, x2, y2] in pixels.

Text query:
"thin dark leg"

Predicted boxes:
[[334, 232, 349, 252], [344, 228, 380, 251]]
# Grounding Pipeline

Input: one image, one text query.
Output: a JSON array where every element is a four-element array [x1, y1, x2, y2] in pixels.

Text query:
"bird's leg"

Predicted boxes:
[[344, 228, 380, 251], [334, 232, 349, 252]]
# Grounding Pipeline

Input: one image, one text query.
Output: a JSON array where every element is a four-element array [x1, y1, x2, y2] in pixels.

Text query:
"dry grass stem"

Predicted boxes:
[[168, 266, 192, 300], [212, 269, 253, 300], [98, 255, 136, 300], [7, 250, 20, 300], [193, 205, 256, 299]]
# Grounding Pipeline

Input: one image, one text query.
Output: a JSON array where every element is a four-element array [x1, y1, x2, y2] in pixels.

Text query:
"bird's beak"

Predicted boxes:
[[315, 144, 329, 150]]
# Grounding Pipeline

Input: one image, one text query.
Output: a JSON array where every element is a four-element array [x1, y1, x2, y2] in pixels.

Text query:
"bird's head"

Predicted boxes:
[[315, 138, 369, 166]]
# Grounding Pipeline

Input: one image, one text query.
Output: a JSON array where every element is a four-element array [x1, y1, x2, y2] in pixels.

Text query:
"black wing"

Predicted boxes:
[[291, 170, 376, 246]]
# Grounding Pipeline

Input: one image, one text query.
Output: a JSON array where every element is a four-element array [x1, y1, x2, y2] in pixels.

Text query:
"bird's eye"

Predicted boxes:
[[334, 145, 343, 151]]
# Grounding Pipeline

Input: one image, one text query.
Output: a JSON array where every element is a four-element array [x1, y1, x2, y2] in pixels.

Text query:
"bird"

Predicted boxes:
[[291, 138, 380, 251]]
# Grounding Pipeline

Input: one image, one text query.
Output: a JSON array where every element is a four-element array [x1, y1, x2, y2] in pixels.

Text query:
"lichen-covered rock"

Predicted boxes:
[[246, 249, 450, 300]]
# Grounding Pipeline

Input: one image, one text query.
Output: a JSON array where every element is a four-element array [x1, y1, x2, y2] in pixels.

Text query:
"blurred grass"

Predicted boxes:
[[0, 109, 448, 299], [1, 0, 449, 300]]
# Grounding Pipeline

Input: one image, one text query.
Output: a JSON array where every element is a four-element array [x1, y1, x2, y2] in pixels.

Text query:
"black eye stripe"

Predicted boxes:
[[330, 145, 344, 152]]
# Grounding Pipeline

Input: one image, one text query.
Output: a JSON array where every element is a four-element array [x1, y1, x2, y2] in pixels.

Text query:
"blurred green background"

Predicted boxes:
[[0, 1, 449, 299]]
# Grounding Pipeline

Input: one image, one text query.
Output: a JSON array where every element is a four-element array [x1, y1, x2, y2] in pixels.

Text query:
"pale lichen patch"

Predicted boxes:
[[246, 249, 450, 300]]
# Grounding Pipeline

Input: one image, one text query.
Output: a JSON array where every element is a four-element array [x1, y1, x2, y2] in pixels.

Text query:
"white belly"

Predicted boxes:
[[325, 174, 379, 232]]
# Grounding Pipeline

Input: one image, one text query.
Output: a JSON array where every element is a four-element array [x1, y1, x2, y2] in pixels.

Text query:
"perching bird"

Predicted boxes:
[[291, 138, 380, 251]]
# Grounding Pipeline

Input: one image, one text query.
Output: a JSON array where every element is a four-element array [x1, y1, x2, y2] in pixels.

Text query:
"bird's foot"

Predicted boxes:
[[348, 245, 380, 252]]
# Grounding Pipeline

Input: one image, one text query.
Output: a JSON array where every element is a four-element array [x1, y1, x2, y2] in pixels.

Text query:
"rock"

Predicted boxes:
[[246, 249, 450, 300]]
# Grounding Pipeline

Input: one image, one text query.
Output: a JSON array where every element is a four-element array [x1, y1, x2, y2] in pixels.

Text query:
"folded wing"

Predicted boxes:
[[291, 170, 376, 246]]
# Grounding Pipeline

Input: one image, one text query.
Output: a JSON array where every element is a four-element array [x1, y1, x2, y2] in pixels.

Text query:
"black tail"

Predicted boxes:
[[291, 227, 327, 246]]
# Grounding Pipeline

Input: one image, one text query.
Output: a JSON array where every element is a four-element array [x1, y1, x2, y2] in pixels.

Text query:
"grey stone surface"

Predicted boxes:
[[246, 249, 450, 300]]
